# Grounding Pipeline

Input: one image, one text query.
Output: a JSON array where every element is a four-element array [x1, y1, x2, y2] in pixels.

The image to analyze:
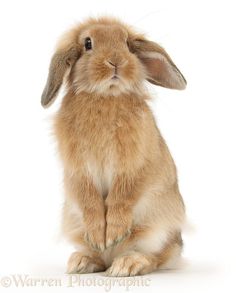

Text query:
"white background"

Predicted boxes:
[[0, 0, 235, 292]]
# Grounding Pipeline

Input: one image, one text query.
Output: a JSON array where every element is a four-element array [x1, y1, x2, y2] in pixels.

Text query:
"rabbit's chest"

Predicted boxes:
[[58, 97, 148, 194], [65, 121, 116, 197], [76, 113, 119, 197], [75, 105, 145, 195], [86, 156, 114, 197], [75, 100, 144, 155]]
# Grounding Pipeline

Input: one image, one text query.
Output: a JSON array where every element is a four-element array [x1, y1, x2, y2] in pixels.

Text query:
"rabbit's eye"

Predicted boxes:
[[85, 37, 92, 50]]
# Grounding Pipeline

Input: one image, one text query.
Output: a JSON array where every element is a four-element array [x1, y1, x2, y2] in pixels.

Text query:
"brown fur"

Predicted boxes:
[[41, 17, 186, 276]]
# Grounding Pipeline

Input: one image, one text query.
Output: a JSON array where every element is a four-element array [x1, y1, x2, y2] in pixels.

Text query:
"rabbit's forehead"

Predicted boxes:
[[80, 25, 128, 43]]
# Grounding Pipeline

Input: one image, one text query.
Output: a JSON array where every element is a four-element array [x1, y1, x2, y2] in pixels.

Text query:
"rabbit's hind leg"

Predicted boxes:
[[67, 251, 106, 274], [105, 231, 183, 277]]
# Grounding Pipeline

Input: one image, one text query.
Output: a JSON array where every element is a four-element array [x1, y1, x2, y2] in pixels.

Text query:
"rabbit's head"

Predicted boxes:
[[41, 17, 186, 107]]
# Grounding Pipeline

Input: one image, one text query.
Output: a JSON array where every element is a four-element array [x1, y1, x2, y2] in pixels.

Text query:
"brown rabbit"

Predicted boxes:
[[41, 17, 186, 276]]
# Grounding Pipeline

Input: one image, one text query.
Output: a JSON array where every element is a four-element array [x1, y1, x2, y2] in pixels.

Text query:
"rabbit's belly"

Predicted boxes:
[[86, 158, 114, 198]]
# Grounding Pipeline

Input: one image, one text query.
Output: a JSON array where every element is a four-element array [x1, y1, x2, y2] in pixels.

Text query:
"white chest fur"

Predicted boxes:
[[86, 158, 114, 198]]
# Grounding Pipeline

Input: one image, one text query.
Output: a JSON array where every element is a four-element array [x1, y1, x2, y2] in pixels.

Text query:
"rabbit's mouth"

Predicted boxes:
[[111, 75, 119, 80], [106, 75, 126, 92], [109, 75, 122, 88], [111, 75, 120, 83]]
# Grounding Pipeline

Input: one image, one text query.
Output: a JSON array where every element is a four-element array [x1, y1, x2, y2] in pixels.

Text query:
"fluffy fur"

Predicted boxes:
[[41, 17, 187, 276]]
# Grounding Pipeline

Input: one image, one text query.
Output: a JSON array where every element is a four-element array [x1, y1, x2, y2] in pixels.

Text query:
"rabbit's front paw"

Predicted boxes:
[[84, 211, 106, 251], [105, 205, 132, 248], [84, 224, 106, 252], [106, 223, 131, 248]]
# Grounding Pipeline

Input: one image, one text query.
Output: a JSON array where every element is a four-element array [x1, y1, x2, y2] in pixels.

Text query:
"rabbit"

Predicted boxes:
[[41, 17, 187, 277]]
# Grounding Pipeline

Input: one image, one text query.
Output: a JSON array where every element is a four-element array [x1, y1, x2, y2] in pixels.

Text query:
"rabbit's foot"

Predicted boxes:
[[67, 252, 105, 274], [106, 251, 155, 277]]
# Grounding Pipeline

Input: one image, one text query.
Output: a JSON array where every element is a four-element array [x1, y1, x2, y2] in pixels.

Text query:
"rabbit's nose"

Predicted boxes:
[[106, 59, 128, 68], [108, 61, 117, 67], [108, 61, 118, 75], [105, 60, 118, 74]]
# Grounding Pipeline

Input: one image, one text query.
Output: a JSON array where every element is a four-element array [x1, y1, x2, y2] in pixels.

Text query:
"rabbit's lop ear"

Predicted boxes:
[[131, 39, 187, 90], [41, 46, 80, 107]]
